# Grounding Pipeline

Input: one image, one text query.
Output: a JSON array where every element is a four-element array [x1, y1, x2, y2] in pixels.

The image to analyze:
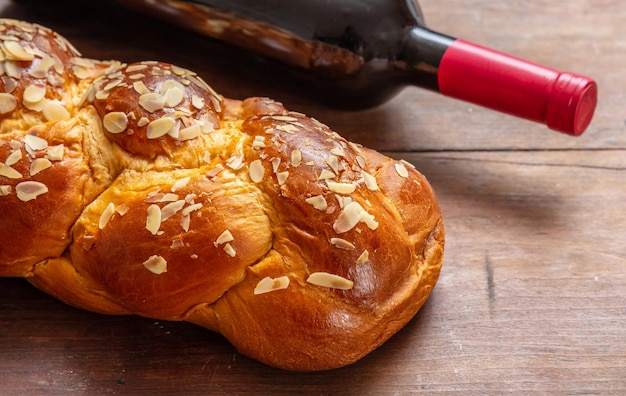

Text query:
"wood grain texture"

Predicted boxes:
[[0, 0, 624, 394]]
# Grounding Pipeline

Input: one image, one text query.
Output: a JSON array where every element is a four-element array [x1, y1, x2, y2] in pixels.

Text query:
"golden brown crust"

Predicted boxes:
[[0, 19, 444, 371]]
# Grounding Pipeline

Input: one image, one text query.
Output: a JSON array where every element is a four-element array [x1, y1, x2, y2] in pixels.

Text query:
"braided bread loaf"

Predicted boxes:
[[0, 19, 444, 371]]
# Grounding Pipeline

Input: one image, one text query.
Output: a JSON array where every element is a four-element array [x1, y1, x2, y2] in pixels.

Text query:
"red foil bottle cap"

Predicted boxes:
[[438, 40, 598, 136], [545, 72, 597, 136]]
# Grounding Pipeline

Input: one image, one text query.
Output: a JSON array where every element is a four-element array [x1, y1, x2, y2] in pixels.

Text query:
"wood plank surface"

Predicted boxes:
[[0, 0, 624, 394]]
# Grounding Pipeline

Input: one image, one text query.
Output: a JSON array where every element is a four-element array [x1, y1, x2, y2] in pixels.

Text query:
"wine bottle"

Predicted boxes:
[[120, 0, 597, 136]]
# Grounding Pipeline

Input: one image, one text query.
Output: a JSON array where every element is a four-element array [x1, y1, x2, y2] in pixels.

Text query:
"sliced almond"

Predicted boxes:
[[276, 171, 289, 185], [254, 276, 290, 295], [191, 94, 204, 110], [99, 202, 115, 229], [23, 84, 46, 103], [24, 134, 48, 151], [249, 159, 264, 183], [15, 181, 48, 201], [42, 101, 70, 122], [3, 40, 35, 61], [177, 124, 201, 141], [361, 171, 379, 191], [317, 169, 336, 180], [395, 162, 409, 178], [146, 117, 175, 139], [306, 272, 353, 290], [162, 84, 185, 107], [146, 204, 161, 235], [0, 92, 17, 114], [325, 155, 340, 173], [0, 185, 12, 196], [45, 144, 64, 161], [0, 164, 22, 179], [214, 229, 234, 246], [171, 177, 190, 192], [29, 158, 51, 175], [142, 255, 167, 275], [326, 180, 356, 195], [290, 149, 302, 167], [139, 92, 166, 113], [226, 154, 244, 170], [5, 149, 22, 166], [305, 195, 327, 211], [356, 250, 370, 265], [160, 199, 185, 222], [333, 201, 363, 234], [181, 202, 202, 216], [330, 237, 355, 250], [223, 243, 236, 257], [252, 136, 265, 150], [103, 112, 128, 134], [133, 81, 150, 95]]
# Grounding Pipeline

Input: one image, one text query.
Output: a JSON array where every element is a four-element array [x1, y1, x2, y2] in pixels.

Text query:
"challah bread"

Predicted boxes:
[[0, 18, 444, 371]]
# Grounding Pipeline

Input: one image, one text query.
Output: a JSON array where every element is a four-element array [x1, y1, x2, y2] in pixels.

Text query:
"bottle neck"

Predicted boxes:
[[401, 27, 597, 136]]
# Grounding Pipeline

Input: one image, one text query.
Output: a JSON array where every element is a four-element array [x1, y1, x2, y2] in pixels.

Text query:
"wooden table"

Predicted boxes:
[[1, 0, 624, 394]]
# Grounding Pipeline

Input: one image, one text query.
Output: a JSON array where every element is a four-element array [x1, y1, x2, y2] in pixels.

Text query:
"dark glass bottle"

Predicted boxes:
[[121, 0, 597, 136]]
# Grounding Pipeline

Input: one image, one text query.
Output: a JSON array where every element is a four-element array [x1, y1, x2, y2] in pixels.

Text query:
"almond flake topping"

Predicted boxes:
[[276, 171, 289, 185], [333, 201, 378, 233], [326, 180, 356, 195], [46, 144, 64, 161], [330, 147, 345, 157], [0, 164, 21, 179], [5, 149, 21, 166], [214, 229, 234, 246], [0, 93, 17, 114], [162, 82, 185, 107], [290, 149, 302, 167], [116, 204, 130, 216], [356, 250, 370, 265], [103, 111, 128, 134], [23, 84, 46, 103], [271, 115, 298, 122], [330, 237, 355, 250], [252, 136, 266, 150], [133, 81, 150, 95], [146, 204, 161, 235], [361, 171, 379, 191], [24, 134, 48, 151], [0, 185, 12, 196], [306, 272, 354, 290], [395, 162, 409, 178], [271, 157, 281, 173], [43, 101, 70, 122], [178, 124, 201, 141], [318, 169, 336, 180], [191, 94, 204, 110], [99, 202, 115, 229], [3, 40, 34, 61], [171, 177, 190, 192], [146, 117, 176, 139], [305, 195, 327, 211], [223, 243, 236, 257], [249, 159, 264, 183], [15, 181, 48, 201], [182, 202, 202, 216], [139, 92, 166, 113], [142, 255, 167, 275], [226, 154, 244, 170], [29, 158, 51, 176], [160, 200, 185, 221], [325, 155, 340, 173], [254, 276, 290, 295]]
